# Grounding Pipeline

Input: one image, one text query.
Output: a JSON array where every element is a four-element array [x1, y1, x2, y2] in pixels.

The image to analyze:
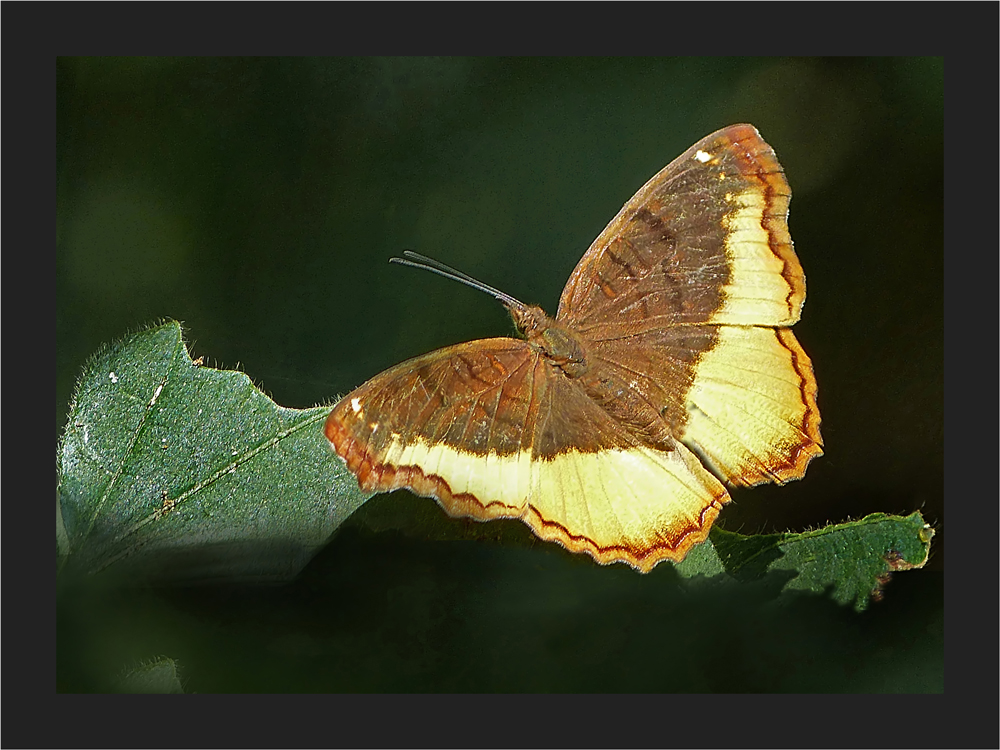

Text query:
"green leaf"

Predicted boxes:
[[672, 532, 727, 579], [115, 657, 184, 694], [57, 321, 372, 583], [676, 512, 935, 612]]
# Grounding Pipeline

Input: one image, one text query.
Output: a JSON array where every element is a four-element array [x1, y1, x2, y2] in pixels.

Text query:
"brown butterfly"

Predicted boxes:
[[325, 124, 822, 571]]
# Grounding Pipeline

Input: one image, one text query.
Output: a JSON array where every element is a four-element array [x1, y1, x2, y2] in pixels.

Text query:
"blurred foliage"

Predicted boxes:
[[115, 656, 184, 694], [57, 57, 943, 693]]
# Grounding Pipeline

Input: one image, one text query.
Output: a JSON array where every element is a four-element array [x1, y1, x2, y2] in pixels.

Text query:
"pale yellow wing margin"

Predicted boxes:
[[523, 375, 729, 572], [682, 326, 823, 487], [556, 124, 804, 331], [325, 339, 542, 523], [525, 442, 729, 572], [699, 127, 804, 328]]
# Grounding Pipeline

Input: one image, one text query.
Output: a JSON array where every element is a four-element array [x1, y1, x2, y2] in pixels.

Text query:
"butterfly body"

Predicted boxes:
[[326, 124, 822, 571]]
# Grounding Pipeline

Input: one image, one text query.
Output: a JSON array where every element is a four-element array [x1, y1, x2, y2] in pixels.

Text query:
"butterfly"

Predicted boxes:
[[325, 124, 822, 571]]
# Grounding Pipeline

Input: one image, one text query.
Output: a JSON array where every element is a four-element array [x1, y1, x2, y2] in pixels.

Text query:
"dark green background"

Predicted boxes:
[[57, 57, 943, 693]]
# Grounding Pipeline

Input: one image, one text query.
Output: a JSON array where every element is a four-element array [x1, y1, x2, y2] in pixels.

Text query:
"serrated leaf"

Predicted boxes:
[[678, 512, 934, 611], [57, 321, 372, 582], [769, 512, 934, 612]]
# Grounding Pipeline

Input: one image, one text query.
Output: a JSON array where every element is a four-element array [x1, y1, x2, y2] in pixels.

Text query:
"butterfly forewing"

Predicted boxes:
[[558, 124, 803, 332]]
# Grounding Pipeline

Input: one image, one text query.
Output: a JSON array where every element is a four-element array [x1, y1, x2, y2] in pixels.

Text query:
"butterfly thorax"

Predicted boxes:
[[509, 300, 676, 451], [509, 303, 589, 378]]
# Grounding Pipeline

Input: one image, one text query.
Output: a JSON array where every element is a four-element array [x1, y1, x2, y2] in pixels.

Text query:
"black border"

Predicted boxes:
[[28, 2, 996, 748]]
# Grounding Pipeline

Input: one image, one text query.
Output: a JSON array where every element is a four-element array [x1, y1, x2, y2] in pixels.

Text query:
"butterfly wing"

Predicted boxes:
[[326, 338, 540, 520], [557, 124, 822, 486], [326, 338, 727, 570], [522, 361, 728, 570]]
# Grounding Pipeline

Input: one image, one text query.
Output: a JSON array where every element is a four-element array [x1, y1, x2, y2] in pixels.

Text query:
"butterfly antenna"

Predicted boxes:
[[389, 251, 527, 310]]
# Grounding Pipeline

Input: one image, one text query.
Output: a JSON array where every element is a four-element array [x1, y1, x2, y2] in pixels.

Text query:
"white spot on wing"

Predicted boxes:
[[350, 397, 362, 414], [694, 150, 713, 163]]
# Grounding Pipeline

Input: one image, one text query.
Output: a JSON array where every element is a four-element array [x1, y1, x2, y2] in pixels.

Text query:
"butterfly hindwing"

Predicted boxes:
[[524, 368, 728, 570]]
